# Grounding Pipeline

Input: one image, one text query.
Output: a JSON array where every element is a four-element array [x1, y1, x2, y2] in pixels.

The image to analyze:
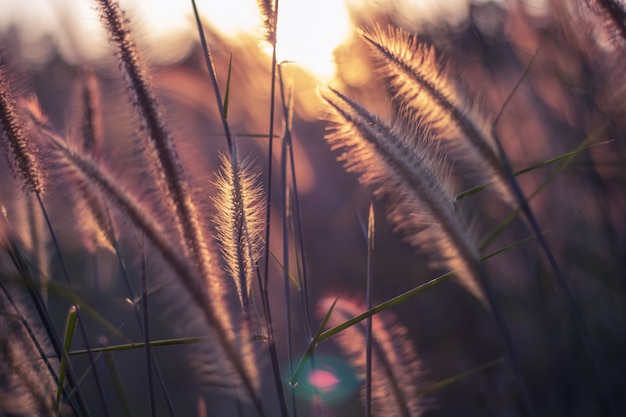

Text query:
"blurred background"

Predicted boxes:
[[0, 0, 625, 416]]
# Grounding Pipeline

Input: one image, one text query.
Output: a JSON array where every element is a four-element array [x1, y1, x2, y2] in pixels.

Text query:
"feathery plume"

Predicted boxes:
[[213, 149, 265, 310], [321, 86, 535, 417], [585, 0, 626, 47], [42, 129, 260, 405], [321, 86, 485, 301], [257, 0, 276, 43], [0, 68, 44, 194], [319, 296, 424, 417], [95, 0, 210, 276], [359, 26, 512, 204], [0, 291, 56, 417], [91, 5, 261, 400]]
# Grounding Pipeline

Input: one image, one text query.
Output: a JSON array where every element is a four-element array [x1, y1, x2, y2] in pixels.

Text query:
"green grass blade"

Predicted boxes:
[[365, 202, 374, 417], [456, 138, 610, 201], [512, 140, 611, 176], [413, 358, 504, 397], [103, 349, 133, 417], [482, 235, 537, 261], [479, 132, 604, 251], [69, 336, 211, 355], [223, 53, 232, 120], [56, 305, 78, 410], [46, 279, 132, 344], [190, 0, 233, 150], [289, 297, 337, 387], [269, 245, 301, 290], [318, 274, 454, 344], [314, 235, 536, 347]]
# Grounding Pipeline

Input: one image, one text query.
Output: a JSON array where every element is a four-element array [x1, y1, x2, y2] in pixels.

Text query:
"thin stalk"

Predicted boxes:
[[107, 207, 177, 417], [0, 284, 59, 417], [281, 133, 298, 417], [262, 0, 279, 295], [35, 192, 109, 416], [257, 1, 290, 416], [103, 348, 132, 417], [316, 235, 538, 344], [56, 305, 76, 411], [69, 337, 212, 356], [414, 358, 504, 397], [140, 234, 157, 417], [190, 0, 233, 151], [2, 235, 88, 416], [474, 262, 534, 417], [278, 63, 313, 339], [492, 127, 617, 417], [255, 264, 289, 417], [365, 203, 375, 417], [74, 306, 111, 417]]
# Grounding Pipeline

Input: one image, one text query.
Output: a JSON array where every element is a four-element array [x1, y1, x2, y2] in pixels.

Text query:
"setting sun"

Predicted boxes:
[[114, 0, 353, 81], [0, 0, 353, 80], [163, 0, 353, 81]]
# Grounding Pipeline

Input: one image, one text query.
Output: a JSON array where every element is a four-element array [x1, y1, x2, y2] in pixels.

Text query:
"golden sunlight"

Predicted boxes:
[[270, 0, 352, 81], [122, 0, 353, 81], [0, 0, 467, 81], [188, 0, 353, 81], [0, 0, 353, 80]]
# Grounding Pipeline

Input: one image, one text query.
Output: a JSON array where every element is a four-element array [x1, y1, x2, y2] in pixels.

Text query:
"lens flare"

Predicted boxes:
[[308, 368, 341, 393], [285, 354, 360, 404]]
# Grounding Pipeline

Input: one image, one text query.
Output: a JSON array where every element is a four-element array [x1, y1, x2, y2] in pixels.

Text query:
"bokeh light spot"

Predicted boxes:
[[284, 354, 360, 404], [308, 368, 340, 393]]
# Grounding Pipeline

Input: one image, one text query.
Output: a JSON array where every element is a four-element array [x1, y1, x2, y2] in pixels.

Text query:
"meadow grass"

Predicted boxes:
[[0, 1, 625, 416]]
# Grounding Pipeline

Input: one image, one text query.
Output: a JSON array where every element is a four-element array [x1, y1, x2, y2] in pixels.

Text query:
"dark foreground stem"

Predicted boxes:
[[491, 130, 617, 417], [36, 192, 109, 417]]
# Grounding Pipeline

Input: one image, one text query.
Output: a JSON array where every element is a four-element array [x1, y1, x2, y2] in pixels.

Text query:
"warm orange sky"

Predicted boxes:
[[0, 0, 471, 80]]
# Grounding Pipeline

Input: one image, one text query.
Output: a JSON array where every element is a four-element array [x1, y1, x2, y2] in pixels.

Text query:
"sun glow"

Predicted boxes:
[[271, 0, 352, 81], [130, 0, 354, 81], [0, 0, 353, 80], [188, 0, 353, 81]]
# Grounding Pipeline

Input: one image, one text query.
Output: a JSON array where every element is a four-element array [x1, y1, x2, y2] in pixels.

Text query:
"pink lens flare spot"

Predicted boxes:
[[307, 368, 340, 393]]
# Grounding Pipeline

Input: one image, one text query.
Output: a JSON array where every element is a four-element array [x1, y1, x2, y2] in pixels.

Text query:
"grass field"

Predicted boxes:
[[0, 1, 625, 416]]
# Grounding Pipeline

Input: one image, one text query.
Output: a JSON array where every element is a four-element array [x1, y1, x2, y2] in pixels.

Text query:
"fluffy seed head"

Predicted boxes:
[[0, 69, 45, 194], [360, 26, 513, 205], [321, 86, 485, 301], [213, 151, 265, 309]]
